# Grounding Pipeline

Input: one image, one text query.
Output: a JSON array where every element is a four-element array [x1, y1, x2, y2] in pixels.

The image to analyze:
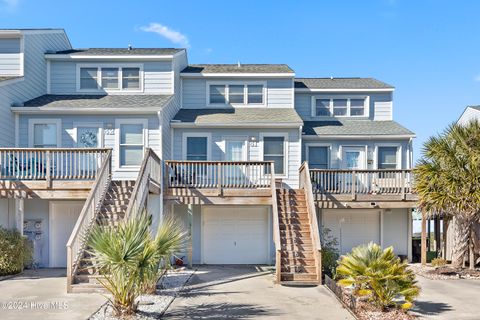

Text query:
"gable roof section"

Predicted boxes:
[[172, 108, 303, 127], [303, 119, 415, 137], [12, 94, 173, 113], [181, 64, 294, 74], [468, 105, 480, 111], [295, 78, 394, 90], [48, 48, 184, 56]]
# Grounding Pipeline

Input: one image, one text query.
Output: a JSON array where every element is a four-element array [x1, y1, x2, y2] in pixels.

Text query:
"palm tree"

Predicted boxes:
[[336, 242, 420, 310], [414, 120, 480, 269], [88, 211, 188, 317]]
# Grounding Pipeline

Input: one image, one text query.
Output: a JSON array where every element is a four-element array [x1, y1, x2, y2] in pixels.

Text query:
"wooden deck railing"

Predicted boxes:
[[299, 162, 322, 284], [0, 148, 110, 182], [66, 149, 112, 292], [124, 148, 162, 220], [309, 169, 413, 197], [270, 162, 281, 283], [165, 161, 273, 189]]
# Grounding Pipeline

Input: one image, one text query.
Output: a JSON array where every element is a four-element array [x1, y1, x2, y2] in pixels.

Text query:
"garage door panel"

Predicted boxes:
[[203, 206, 268, 264], [323, 210, 380, 255]]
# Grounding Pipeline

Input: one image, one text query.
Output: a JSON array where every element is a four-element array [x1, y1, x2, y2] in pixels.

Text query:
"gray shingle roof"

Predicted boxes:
[[295, 78, 394, 90], [181, 64, 294, 74], [19, 94, 173, 111], [172, 108, 303, 126], [468, 106, 480, 111], [0, 76, 21, 82], [51, 48, 184, 55], [303, 120, 414, 136]]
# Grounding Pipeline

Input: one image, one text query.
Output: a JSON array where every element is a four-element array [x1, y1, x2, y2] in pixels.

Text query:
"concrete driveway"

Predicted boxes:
[[411, 276, 480, 319], [0, 269, 105, 320], [163, 266, 353, 319]]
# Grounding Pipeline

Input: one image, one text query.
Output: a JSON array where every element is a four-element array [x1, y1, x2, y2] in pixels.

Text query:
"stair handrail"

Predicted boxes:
[[299, 161, 323, 283], [124, 148, 162, 220], [270, 162, 281, 283], [66, 149, 112, 292]]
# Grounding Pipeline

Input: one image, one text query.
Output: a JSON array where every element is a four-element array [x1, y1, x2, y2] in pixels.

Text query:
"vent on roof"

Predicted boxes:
[[128, 44, 132, 51], [237, 61, 241, 68]]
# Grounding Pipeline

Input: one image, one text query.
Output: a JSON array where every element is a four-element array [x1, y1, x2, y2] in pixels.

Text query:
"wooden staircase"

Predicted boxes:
[[70, 180, 135, 293], [277, 189, 320, 285]]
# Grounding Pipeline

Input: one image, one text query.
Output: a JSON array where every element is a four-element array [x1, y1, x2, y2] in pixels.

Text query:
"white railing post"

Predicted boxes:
[[46, 150, 52, 188]]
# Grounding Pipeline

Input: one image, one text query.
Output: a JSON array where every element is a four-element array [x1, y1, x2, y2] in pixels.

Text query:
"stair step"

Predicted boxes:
[[279, 224, 311, 231], [74, 274, 105, 284], [281, 250, 314, 260], [70, 283, 107, 294], [277, 189, 304, 195], [281, 244, 314, 251], [281, 257, 316, 265], [278, 217, 309, 224], [100, 206, 128, 214], [280, 280, 319, 287], [111, 180, 135, 187], [281, 265, 317, 273], [281, 272, 318, 282], [102, 199, 130, 206], [280, 237, 312, 245]]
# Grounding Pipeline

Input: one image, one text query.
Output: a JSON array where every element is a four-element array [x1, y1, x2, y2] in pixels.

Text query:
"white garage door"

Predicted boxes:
[[203, 206, 269, 264], [323, 210, 380, 255]]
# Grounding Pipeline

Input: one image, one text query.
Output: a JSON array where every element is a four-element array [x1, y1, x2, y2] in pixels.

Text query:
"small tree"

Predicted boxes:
[[88, 212, 188, 317], [336, 243, 420, 310], [414, 121, 480, 268], [320, 227, 339, 277]]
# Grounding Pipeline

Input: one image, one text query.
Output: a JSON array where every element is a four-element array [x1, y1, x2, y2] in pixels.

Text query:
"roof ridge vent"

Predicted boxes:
[[128, 44, 133, 51], [330, 76, 334, 80]]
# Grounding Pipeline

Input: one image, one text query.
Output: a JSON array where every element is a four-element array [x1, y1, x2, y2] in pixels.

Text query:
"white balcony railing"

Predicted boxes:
[[0, 148, 111, 181]]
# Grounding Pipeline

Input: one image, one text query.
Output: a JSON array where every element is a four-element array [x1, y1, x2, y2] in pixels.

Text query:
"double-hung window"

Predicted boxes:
[[313, 97, 367, 117], [209, 83, 264, 105], [377, 146, 398, 169], [308, 146, 329, 169], [80, 68, 99, 90], [79, 66, 142, 92], [263, 136, 285, 175], [186, 137, 208, 160]]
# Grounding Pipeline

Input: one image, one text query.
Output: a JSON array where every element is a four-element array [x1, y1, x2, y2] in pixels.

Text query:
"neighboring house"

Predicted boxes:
[[0, 28, 417, 291], [458, 105, 480, 126]]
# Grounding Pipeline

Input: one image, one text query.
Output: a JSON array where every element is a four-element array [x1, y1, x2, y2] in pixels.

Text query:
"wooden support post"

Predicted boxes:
[[421, 210, 427, 265]]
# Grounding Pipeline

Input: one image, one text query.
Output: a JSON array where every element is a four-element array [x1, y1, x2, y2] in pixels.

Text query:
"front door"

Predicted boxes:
[[342, 146, 366, 170], [49, 201, 84, 268], [224, 139, 247, 186]]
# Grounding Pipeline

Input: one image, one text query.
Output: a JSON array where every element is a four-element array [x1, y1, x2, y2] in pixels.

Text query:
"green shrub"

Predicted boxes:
[[0, 227, 32, 276], [321, 227, 339, 277], [431, 258, 447, 267], [336, 242, 420, 310]]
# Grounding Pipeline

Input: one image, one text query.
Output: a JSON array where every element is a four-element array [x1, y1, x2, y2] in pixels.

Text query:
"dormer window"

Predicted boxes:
[[312, 96, 368, 117], [80, 68, 99, 90], [77, 64, 143, 92], [208, 82, 265, 106]]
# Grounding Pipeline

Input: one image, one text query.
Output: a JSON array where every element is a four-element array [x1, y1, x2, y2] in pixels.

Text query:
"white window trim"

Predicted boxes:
[[72, 122, 104, 148], [259, 132, 289, 177], [28, 118, 62, 147], [374, 143, 402, 170], [114, 119, 148, 171], [220, 136, 249, 161], [182, 132, 212, 160], [206, 81, 267, 107], [76, 63, 144, 94], [339, 145, 368, 169], [305, 143, 332, 169], [310, 95, 370, 118]]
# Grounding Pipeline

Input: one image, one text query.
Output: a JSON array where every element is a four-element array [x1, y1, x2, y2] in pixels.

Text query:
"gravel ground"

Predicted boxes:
[[409, 264, 480, 280], [89, 268, 195, 320]]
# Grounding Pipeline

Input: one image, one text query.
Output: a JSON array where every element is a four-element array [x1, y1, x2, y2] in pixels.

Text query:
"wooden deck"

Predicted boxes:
[[310, 169, 418, 209], [164, 160, 274, 205], [0, 148, 110, 199]]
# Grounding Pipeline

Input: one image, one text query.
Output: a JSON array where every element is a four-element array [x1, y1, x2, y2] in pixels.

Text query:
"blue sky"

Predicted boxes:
[[1, 0, 479, 162]]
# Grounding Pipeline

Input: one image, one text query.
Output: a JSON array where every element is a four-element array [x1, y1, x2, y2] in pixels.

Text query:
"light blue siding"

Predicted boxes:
[[302, 138, 411, 169], [0, 31, 71, 147], [295, 92, 393, 121], [18, 114, 161, 180], [181, 77, 294, 108], [0, 38, 21, 75], [49, 60, 173, 94], [172, 127, 301, 188]]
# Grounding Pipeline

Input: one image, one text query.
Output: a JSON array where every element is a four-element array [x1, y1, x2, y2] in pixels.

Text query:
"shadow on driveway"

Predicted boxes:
[[411, 300, 453, 316], [166, 302, 280, 319]]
